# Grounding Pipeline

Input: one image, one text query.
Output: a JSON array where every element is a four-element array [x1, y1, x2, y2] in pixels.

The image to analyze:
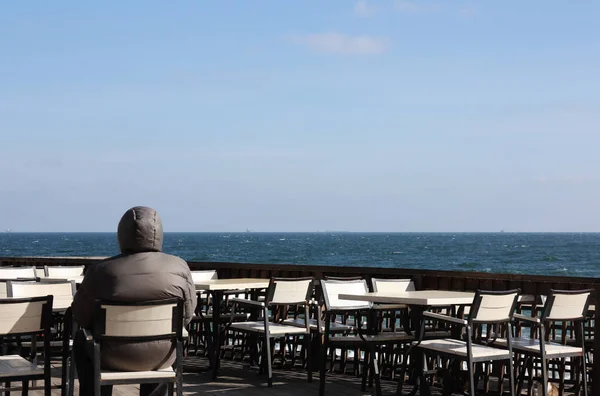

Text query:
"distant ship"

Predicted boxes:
[[5, 228, 11, 233], [246, 228, 251, 233]]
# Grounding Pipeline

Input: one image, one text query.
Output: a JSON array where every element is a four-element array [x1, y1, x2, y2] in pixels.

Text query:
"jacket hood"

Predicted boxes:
[[117, 206, 164, 254]]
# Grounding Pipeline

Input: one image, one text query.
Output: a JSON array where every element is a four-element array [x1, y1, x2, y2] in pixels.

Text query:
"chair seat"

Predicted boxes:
[[329, 332, 414, 344], [101, 367, 175, 381], [282, 318, 353, 333], [191, 313, 250, 322], [494, 337, 584, 358], [0, 355, 43, 378], [417, 339, 511, 360], [230, 321, 310, 335]]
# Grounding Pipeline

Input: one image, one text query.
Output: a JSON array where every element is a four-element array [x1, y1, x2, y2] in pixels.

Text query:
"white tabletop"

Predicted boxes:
[[195, 278, 270, 291], [339, 290, 475, 306]]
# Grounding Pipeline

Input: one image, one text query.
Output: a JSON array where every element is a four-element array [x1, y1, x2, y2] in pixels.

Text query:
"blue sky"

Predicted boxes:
[[1, 1, 599, 232]]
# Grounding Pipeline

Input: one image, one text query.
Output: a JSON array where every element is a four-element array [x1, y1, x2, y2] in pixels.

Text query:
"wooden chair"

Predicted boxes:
[[509, 289, 592, 396], [227, 277, 314, 387], [44, 266, 85, 278], [0, 295, 54, 396], [399, 289, 520, 396], [86, 298, 184, 396]]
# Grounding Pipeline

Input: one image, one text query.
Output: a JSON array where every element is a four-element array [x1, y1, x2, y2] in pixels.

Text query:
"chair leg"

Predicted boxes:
[[167, 382, 174, 396], [305, 335, 312, 383], [68, 351, 76, 396], [264, 336, 273, 387], [581, 355, 588, 396], [395, 348, 410, 396], [21, 381, 28, 396], [507, 356, 516, 396], [4, 381, 10, 396], [361, 348, 370, 391], [541, 359, 549, 396], [319, 341, 328, 396], [467, 359, 476, 396], [370, 346, 382, 396]]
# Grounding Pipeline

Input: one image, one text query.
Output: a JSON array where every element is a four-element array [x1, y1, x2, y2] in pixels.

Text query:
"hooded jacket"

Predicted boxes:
[[71, 206, 196, 371]]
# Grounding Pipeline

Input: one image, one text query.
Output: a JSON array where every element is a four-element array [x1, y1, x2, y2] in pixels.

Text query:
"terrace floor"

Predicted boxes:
[[9, 355, 577, 396], [12, 355, 426, 396]]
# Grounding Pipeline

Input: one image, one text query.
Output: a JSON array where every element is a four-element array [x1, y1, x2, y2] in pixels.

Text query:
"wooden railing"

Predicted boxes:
[[1, 256, 599, 396]]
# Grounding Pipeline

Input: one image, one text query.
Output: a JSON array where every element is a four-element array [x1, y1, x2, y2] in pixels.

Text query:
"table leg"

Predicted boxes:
[[210, 290, 223, 379]]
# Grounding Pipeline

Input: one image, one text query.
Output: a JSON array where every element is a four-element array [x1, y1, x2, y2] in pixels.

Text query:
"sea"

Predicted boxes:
[[1, 232, 599, 278]]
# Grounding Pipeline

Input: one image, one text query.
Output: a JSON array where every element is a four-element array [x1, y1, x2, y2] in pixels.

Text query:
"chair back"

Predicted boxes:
[[321, 279, 372, 312], [266, 277, 313, 305], [542, 289, 592, 321], [0, 295, 53, 336], [93, 298, 183, 341], [470, 289, 520, 324], [44, 265, 85, 278], [191, 270, 218, 283], [35, 267, 47, 279], [7, 280, 76, 311], [0, 266, 37, 279], [371, 278, 415, 293]]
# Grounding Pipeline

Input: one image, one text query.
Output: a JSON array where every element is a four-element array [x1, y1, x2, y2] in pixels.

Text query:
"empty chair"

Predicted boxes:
[[227, 277, 314, 387], [0, 266, 37, 279], [0, 280, 8, 298], [399, 289, 520, 396], [35, 267, 47, 279], [7, 280, 78, 395], [44, 265, 85, 278], [371, 278, 415, 294], [509, 289, 592, 396], [319, 279, 414, 396], [85, 298, 185, 396], [190, 269, 218, 283], [0, 295, 54, 395], [7, 280, 77, 311]]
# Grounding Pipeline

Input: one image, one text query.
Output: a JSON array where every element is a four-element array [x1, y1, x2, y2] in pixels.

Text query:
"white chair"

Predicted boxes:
[[508, 289, 592, 396], [0, 281, 8, 298], [7, 280, 77, 311], [7, 280, 78, 395], [319, 279, 414, 396], [227, 277, 314, 387], [0, 295, 54, 395], [87, 298, 185, 396], [0, 266, 37, 279], [190, 269, 218, 283], [371, 278, 415, 294], [44, 265, 85, 279], [399, 289, 520, 396]]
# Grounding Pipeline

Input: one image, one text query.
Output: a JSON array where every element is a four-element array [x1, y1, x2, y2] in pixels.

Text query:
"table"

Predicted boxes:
[[193, 278, 270, 378], [339, 290, 475, 396]]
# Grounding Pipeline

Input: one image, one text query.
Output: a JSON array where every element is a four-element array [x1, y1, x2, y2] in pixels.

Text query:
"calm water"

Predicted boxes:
[[1, 232, 599, 278]]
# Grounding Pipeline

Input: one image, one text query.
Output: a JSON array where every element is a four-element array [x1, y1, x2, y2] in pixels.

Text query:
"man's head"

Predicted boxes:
[[117, 206, 164, 254]]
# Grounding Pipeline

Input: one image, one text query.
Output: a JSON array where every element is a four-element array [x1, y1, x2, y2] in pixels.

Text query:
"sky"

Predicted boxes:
[[1, 1, 600, 232]]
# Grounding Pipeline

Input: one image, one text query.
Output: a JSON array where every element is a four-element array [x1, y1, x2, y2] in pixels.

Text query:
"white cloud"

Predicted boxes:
[[394, 1, 442, 13], [353, 1, 378, 18], [288, 33, 388, 55]]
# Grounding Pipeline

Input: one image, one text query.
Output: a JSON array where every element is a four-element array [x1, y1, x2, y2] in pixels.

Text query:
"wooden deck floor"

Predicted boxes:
[[15, 356, 410, 396], [10, 356, 578, 396]]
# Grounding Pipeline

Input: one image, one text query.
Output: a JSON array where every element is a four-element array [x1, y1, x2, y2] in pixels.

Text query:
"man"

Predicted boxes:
[[72, 206, 196, 396]]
